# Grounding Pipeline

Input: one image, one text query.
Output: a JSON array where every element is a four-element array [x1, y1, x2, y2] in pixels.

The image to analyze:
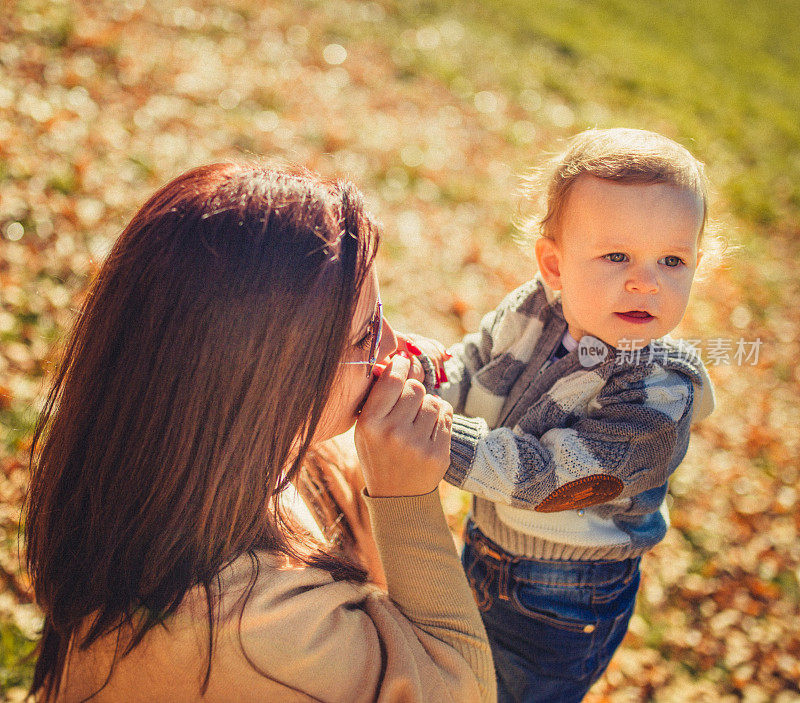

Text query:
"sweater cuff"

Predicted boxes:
[[415, 352, 438, 394], [446, 414, 488, 487], [361, 485, 443, 521]]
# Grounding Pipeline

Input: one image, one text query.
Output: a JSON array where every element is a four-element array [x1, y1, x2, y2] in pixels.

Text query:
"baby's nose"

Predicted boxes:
[[625, 267, 659, 294]]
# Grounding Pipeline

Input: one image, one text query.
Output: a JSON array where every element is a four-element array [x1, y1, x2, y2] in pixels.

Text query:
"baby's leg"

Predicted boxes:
[[462, 521, 640, 703]]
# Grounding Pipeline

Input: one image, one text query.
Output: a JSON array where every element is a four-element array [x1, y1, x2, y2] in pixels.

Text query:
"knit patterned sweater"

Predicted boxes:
[[435, 276, 715, 561]]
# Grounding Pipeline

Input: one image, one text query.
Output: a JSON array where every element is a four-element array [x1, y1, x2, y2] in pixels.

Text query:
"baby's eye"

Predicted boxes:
[[603, 252, 628, 263], [660, 255, 685, 267]]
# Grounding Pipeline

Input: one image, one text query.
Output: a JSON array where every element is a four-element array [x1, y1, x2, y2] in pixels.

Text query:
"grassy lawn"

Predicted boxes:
[[385, 0, 800, 234], [1, 0, 798, 698]]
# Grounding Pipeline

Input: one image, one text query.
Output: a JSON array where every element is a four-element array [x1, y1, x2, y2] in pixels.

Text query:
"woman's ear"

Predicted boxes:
[[535, 237, 564, 290]]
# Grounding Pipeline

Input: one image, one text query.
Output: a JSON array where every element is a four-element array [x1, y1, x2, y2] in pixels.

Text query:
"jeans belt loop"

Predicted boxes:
[[469, 527, 515, 600], [497, 559, 512, 601]]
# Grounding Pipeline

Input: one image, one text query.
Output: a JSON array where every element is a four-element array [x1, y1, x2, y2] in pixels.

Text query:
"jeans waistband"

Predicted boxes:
[[465, 520, 641, 588]]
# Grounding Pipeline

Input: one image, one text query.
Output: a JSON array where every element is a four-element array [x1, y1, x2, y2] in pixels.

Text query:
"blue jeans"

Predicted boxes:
[[462, 521, 641, 703]]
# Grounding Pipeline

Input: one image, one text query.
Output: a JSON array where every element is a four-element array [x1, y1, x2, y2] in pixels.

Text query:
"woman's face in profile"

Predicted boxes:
[[315, 267, 397, 443]]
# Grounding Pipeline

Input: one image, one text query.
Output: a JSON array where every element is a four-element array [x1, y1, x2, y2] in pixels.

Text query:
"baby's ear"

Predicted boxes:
[[534, 237, 563, 290]]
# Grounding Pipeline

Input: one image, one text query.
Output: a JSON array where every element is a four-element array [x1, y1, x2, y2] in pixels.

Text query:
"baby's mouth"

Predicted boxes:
[[615, 310, 654, 323]]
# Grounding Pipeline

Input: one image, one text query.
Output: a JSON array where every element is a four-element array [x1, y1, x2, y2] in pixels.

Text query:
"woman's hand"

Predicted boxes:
[[396, 332, 451, 387], [355, 353, 453, 497]]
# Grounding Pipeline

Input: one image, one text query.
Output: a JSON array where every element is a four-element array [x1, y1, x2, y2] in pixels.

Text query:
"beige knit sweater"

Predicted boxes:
[[55, 490, 496, 703]]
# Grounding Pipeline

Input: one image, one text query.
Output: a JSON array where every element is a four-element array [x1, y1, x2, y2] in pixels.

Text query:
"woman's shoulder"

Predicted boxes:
[[59, 554, 389, 702], [197, 552, 400, 702], [56, 551, 370, 702], [211, 550, 377, 612]]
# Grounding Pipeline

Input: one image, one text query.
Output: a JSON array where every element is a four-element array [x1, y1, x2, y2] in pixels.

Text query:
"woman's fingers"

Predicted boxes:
[[418, 397, 453, 467], [432, 402, 453, 457], [407, 354, 426, 383], [359, 354, 412, 419], [395, 333, 447, 388], [392, 378, 427, 425], [412, 393, 442, 439], [395, 332, 419, 356], [430, 399, 453, 445], [355, 356, 454, 497]]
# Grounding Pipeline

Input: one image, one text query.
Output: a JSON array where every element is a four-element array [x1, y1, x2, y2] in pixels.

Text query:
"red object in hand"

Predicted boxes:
[[405, 340, 423, 355]]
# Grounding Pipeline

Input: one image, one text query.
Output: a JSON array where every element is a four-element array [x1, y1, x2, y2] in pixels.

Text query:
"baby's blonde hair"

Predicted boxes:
[[523, 128, 709, 241]]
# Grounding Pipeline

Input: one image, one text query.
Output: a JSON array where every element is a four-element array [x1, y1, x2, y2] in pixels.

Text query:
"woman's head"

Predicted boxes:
[[25, 162, 384, 696], [318, 265, 397, 440]]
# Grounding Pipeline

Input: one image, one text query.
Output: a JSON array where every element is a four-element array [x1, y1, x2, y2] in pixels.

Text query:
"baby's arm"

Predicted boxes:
[[446, 368, 700, 511], [398, 319, 495, 413], [398, 281, 539, 412]]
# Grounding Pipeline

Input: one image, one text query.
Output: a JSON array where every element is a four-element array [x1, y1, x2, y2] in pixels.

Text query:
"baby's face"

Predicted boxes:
[[536, 175, 704, 350]]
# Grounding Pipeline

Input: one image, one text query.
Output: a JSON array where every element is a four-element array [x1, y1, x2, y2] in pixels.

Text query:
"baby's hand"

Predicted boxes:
[[396, 332, 451, 388]]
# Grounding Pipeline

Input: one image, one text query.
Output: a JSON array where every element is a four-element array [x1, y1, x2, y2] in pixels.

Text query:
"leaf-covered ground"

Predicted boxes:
[[1, 1, 798, 699]]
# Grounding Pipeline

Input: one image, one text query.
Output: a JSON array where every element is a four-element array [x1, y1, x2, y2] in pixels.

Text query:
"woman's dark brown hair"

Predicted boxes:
[[24, 163, 380, 699]]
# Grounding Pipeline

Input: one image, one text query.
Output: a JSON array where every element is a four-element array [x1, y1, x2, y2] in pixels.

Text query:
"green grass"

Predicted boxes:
[[0, 619, 36, 690], [0, 406, 38, 455], [379, 0, 800, 239]]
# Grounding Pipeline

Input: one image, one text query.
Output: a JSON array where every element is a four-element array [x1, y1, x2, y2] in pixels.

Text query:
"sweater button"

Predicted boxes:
[[583, 624, 595, 633], [577, 509, 585, 516]]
